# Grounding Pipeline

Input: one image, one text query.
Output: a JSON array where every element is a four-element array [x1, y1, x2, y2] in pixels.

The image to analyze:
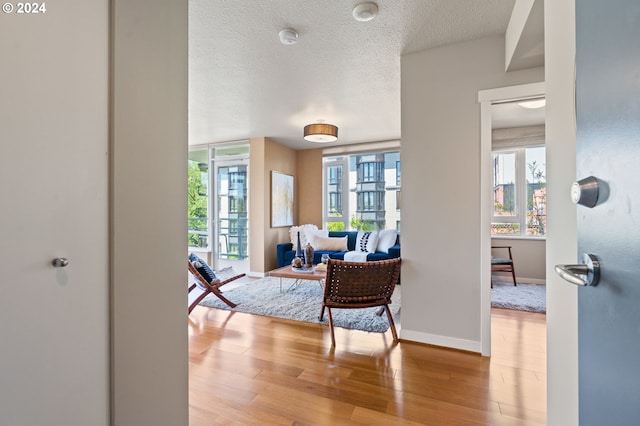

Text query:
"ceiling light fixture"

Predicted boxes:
[[517, 99, 546, 109], [278, 28, 298, 45], [303, 122, 338, 143], [353, 2, 378, 22]]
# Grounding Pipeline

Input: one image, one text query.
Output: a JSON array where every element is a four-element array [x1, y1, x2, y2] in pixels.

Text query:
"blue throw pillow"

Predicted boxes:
[[189, 253, 217, 284]]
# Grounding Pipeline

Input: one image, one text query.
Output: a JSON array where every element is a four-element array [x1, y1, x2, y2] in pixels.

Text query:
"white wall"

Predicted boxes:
[[111, 0, 189, 424], [400, 35, 543, 351], [491, 238, 546, 283], [545, 0, 579, 424]]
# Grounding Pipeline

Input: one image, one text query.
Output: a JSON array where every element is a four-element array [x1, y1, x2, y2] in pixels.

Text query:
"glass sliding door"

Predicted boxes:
[[188, 143, 249, 273], [211, 144, 250, 273], [215, 163, 248, 260]]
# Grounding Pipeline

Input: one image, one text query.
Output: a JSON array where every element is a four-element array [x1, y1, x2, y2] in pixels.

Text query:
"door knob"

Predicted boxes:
[[555, 253, 599, 286], [571, 176, 600, 207], [51, 258, 69, 268]]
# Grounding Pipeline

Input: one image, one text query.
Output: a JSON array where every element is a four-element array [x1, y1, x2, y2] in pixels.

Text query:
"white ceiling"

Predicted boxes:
[[189, 0, 543, 150], [492, 99, 546, 129]]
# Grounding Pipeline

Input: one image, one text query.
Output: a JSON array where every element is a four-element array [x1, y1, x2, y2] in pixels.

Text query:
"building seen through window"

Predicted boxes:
[[492, 145, 546, 236], [323, 150, 400, 231], [188, 144, 250, 267]]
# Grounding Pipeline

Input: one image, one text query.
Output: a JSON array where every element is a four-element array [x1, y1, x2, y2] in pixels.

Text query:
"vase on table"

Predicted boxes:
[[291, 231, 305, 268], [304, 243, 314, 268], [295, 231, 304, 263]]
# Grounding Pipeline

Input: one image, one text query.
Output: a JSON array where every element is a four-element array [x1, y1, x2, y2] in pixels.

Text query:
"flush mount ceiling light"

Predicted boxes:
[[353, 2, 378, 22], [303, 122, 338, 143], [518, 99, 546, 109], [278, 28, 298, 45]]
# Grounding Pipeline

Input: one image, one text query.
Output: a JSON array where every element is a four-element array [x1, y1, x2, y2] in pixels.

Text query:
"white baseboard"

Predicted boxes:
[[399, 329, 481, 354], [248, 271, 265, 278], [518, 277, 545, 285], [493, 274, 546, 285]]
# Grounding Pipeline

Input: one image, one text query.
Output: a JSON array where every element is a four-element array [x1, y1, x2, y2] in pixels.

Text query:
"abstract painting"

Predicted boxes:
[[271, 171, 294, 227]]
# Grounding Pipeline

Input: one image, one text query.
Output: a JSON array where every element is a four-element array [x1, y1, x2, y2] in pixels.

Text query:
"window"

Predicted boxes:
[[328, 166, 341, 185], [188, 149, 209, 248], [360, 191, 375, 211], [361, 162, 380, 182], [491, 145, 546, 236], [323, 149, 400, 231], [328, 192, 342, 214]]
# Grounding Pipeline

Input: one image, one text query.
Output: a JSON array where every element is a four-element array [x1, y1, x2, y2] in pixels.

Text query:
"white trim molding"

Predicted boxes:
[[400, 330, 482, 354], [478, 81, 545, 357]]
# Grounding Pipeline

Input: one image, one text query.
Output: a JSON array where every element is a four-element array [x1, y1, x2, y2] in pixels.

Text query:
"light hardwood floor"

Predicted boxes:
[[188, 305, 546, 425]]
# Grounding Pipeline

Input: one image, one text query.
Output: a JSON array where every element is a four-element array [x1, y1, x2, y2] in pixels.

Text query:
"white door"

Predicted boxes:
[[0, 3, 109, 425]]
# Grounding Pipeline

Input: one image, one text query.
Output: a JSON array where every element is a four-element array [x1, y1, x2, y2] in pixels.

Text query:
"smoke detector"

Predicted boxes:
[[353, 3, 378, 22], [278, 28, 298, 45]]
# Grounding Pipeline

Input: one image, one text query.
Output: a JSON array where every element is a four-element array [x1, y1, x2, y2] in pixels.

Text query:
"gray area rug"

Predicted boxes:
[[199, 276, 400, 333], [491, 281, 546, 313]]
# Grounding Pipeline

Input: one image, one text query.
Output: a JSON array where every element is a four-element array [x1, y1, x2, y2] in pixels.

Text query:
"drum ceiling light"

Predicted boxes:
[[303, 122, 338, 143]]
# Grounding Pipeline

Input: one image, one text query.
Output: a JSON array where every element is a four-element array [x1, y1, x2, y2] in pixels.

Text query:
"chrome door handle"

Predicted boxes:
[[555, 253, 599, 286]]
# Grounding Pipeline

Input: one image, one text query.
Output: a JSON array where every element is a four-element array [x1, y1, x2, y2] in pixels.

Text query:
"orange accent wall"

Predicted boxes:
[[249, 137, 324, 273], [297, 149, 323, 226]]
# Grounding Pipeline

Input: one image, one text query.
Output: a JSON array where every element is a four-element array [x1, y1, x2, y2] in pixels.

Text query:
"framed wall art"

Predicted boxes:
[[271, 171, 294, 227]]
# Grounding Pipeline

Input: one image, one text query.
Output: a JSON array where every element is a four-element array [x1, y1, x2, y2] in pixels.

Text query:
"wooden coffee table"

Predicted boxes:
[[269, 265, 327, 293]]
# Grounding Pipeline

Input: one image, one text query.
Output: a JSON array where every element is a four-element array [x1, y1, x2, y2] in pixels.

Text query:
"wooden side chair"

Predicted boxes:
[[320, 258, 401, 347], [491, 245, 517, 288], [188, 253, 246, 313]]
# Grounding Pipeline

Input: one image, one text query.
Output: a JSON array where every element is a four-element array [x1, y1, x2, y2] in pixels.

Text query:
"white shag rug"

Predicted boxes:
[[199, 276, 401, 333], [491, 281, 546, 313]]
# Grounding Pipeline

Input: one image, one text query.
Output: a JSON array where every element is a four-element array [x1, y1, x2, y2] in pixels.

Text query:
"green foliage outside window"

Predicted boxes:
[[350, 215, 379, 231], [326, 222, 346, 231], [188, 161, 208, 247], [527, 160, 546, 235]]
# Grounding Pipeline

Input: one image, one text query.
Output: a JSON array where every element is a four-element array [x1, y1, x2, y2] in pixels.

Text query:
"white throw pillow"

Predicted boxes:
[[313, 236, 348, 251], [376, 229, 398, 253], [355, 231, 379, 253], [289, 224, 318, 250], [306, 229, 329, 248]]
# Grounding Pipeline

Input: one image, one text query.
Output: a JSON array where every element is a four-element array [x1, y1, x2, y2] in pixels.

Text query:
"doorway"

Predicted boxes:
[[479, 82, 546, 356]]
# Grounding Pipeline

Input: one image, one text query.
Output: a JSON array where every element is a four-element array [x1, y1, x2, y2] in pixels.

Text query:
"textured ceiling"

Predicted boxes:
[[189, 0, 519, 149], [492, 99, 545, 130]]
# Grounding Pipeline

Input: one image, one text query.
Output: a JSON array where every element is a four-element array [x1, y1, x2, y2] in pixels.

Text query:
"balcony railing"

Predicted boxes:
[[188, 217, 249, 259]]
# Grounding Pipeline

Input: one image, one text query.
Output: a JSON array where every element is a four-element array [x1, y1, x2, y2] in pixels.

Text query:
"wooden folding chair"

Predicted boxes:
[[188, 255, 245, 313], [320, 258, 401, 347]]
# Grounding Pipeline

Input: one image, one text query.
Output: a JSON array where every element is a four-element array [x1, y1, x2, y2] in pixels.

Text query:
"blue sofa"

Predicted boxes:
[[276, 231, 401, 268]]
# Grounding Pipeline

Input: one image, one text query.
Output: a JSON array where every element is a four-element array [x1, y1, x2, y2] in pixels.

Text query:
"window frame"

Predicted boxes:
[[491, 144, 546, 238], [322, 147, 401, 231], [323, 157, 349, 229]]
